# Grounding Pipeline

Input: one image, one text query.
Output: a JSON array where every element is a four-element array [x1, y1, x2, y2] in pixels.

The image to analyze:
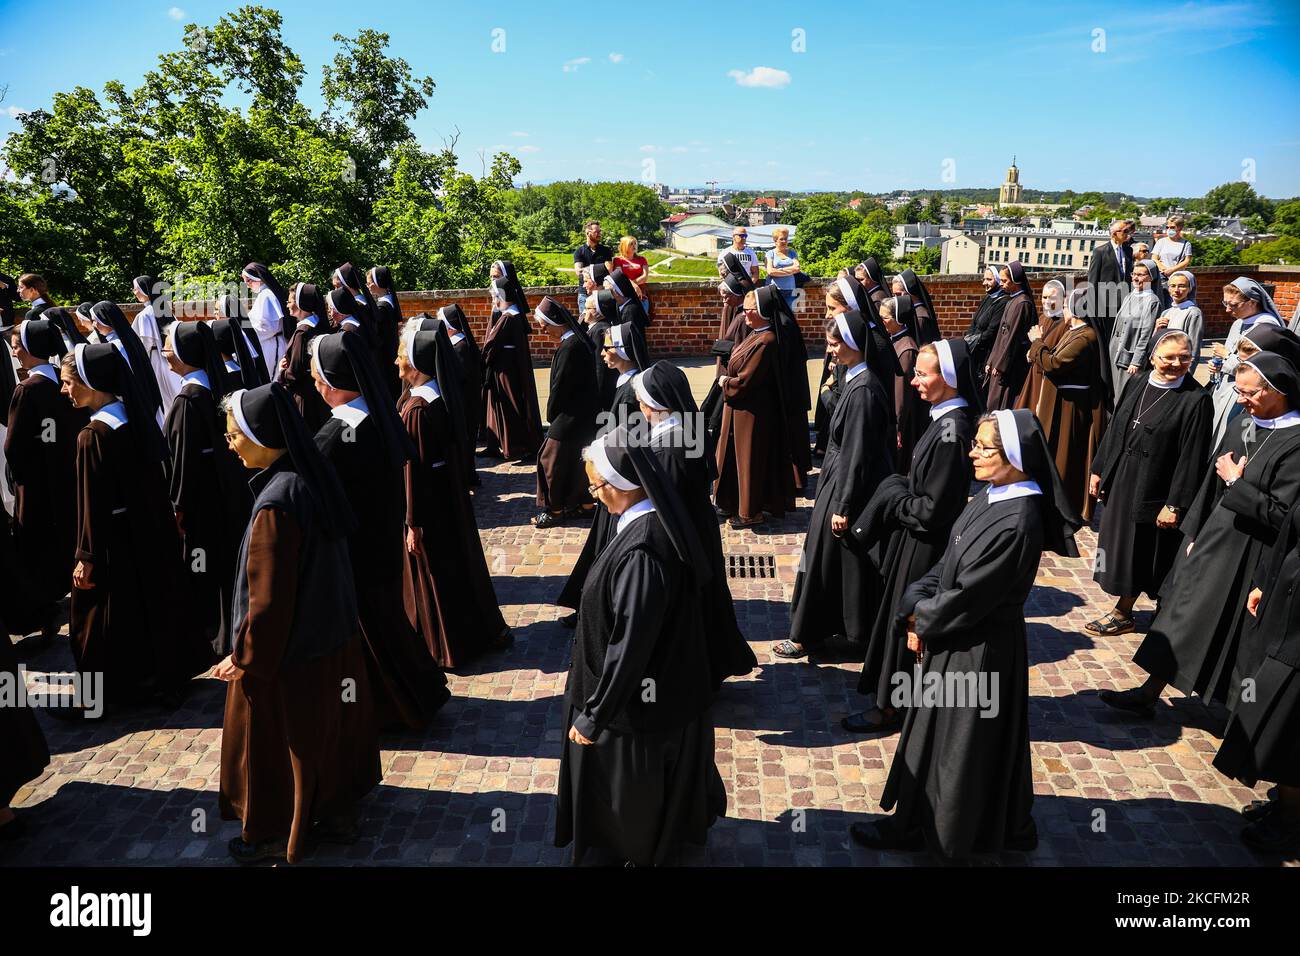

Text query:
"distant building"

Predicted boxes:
[[984, 220, 1108, 272], [940, 234, 982, 275], [998, 159, 1023, 207], [663, 214, 796, 255], [892, 223, 962, 261], [885, 192, 914, 211]]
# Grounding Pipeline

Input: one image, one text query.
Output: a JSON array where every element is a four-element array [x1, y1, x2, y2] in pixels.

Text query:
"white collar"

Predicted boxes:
[[1252, 410, 1300, 430], [650, 413, 681, 439], [501, 304, 520, 315], [331, 396, 370, 428], [341, 316, 361, 330], [844, 361, 868, 382], [1168, 299, 1192, 310], [1132, 288, 1155, 297], [182, 369, 211, 390], [750, 322, 771, 333], [617, 368, 638, 387], [930, 396, 969, 420], [449, 332, 465, 345], [410, 382, 441, 404], [382, 294, 396, 307], [225, 359, 240, 372], [28, 363, 59, 384], [1146, 373, 1185, 389], [92, 401, 128, 430], [616, 497, 656, 535], [298, 314, 320, 329], [30, 297, 47, 307], [560, 329, 575, 342], [987, 479, 1042, 502]]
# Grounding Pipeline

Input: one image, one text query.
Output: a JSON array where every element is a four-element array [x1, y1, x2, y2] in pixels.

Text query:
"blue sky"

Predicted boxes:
[[2, 0, 1298, 197]]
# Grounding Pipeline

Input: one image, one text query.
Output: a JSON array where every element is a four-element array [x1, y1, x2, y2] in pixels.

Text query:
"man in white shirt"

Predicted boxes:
[[717, 227, 760, 283]]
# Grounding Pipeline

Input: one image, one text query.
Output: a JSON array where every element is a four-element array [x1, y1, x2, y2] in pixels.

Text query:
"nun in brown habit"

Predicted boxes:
[[6, 319, 84, 635], [985, 260, 1036, 410], [60, 343, 210, 712], [1014, 279, 1067, 412], [310, 331, 450, 731], [701, 272, 755, 458], [534, 296, 600, 526], [280, 282, 333, 432], [217, 383, 382, 865], [756, 284, 812, 490], [481, 273, 544, 461], [714, 289, 797, 526], [397, 322, 513, 667], [1028, 285, 1107, 520], [162, 320, 253, 655]]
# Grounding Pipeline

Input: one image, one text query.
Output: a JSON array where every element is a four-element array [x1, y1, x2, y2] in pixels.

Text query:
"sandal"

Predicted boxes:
[[772, 639, 807, 658], [533, 511, 564, 528], [1083, 612, 1135, 636], [728, 514, 764, 529]]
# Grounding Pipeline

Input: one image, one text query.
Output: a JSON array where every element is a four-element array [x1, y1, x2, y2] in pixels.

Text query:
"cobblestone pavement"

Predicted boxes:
[[2, 450, 1291, 868]]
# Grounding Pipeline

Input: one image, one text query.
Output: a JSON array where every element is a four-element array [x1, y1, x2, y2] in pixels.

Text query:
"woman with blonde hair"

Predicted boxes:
[[611, 235, 651, 318]]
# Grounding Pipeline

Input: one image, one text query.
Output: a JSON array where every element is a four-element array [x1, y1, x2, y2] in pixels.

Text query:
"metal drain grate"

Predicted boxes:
[[726, 554, 776, 579]]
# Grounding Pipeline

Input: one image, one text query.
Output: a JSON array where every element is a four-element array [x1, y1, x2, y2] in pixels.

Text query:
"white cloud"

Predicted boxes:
[[510, 131, 529, 138], [727, 66, 791, 88], [639, 144, 660, 153], [518, 144, 541, 154], [167, 6, 186, 20], [608, 52, 624, 63], [562, 57, 591, 73], [4, 106, 27, 118]]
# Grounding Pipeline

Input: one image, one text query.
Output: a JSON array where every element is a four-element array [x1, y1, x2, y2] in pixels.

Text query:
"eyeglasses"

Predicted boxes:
[[970, 440, 1002, 459], [1232, 384, 1269, 399], [224, 430, 244, 443], [587, 481, 608, 495]]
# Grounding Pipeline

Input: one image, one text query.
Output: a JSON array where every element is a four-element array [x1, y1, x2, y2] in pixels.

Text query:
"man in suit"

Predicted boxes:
[[1086, 221, 1133, 397]]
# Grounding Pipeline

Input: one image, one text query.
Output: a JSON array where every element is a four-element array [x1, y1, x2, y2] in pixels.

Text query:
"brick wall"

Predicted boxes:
[[118, 265, 1300, 360]]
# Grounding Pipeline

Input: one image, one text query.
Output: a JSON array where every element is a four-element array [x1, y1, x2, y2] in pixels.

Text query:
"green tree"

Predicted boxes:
[[894, 198, 922, 225], [1240, 236, 1300, 265], [903, 244, 942, 275], [1271, 199, 1300, 238], [1202, 181, 1273, 222], [1191, 235, 1240, 266], [797, 196, 861, 266]]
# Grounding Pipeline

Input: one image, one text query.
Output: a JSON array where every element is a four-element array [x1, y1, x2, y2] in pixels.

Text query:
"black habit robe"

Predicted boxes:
[[986, 291, 1034, 410], [965, 291, 1007, 390], [856, 400, 975, 704], [449, 331, 484, 485], [788, 365, 895, 648], [1091, 373, 1211, 600], [164, 374, 253, 655], [714, 328, 796, 519], [0, 617, 50, 810], [555, 508, 725, 865], [881, 486, 1045, 859], [374, 296, 403, 403], [555, 371, 642, 611], [281, 317, 332, 433], [401, 383, 511, 668], [219, 461, 382, 863], [4, 366, 83, 614], [1132, 419, 1300, 707], [316, 408, 450, 730], [70, 410, 211, 706], [537, 332, 599, 511], [649, 417, 756, 687], [481, 309, 544, 459], [1214, 503, 1300, 788]]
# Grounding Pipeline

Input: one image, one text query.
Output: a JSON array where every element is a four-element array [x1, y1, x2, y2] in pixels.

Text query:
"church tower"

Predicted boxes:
[[999, 157, 1023, 206]]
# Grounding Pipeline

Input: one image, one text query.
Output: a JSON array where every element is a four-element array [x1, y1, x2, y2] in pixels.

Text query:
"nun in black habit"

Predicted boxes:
[[534, 296, 600, 526], [397, 325, 513, 668], [280, 282, 333, 432], [481, 275, 544, 461], [604, 267, 650, 330], [964, 266, 1008, 390], [984, 261, 1036, 410], [586, 287, 622, 412], [332, 262, 380, 346], [6, 320, 84, 633], [1085, 328, 1212, 637], [637, 361, 756, 686], [553, 320, 651, 615], [845, 338, 979, 733], [41, 306, 88, 352], [1102, 351, 1300, 718], [217, 383, 382, 865], [437, 303, 485, 481], [1214, 498, 1300, 852], [88, 301, 167, 425], [775, 307, 895, 659], [212, 303, 269, 393], [881, 295, 929, 474], [162, 320, 254, 655], [895, 268, 941, 345], [310, 332, 450, 731], [367, 266, 404, 403], [757, 284, 812, 488], [61, 343, 211, 711], [556, 426, 726, 866], [851, 408, 1081, 860], [818, 274, 896, 456]]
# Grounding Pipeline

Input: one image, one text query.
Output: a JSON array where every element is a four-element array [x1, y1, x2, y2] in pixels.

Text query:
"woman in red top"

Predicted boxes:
[[612, 236, 651, 318]]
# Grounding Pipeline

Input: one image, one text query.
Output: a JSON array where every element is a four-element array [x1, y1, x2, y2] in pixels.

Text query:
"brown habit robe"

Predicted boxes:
[[714, 328, 795, 519], [481, 309, 544, 459], [1028, 321, 1106, 520], [400, 389, 511, 667], [1014, 315, 1065, 411], [986, 292, 1034, 410], [892, 332, 927, 475], [219, 509, 382, 863]]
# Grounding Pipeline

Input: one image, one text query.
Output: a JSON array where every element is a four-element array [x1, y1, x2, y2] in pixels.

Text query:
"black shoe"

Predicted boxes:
[[1241, 811, 1300, 853], [1242, 798, 1275, 822], [533, 511, 563, 528], [228, 836, 289, 864], [849, 819, 924, 851], [559, 613, 577, 629], [1097, 687, 1156, 719]]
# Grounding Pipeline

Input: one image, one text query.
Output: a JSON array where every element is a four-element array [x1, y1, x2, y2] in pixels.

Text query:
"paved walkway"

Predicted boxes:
[[2, 351, 1286, 867]]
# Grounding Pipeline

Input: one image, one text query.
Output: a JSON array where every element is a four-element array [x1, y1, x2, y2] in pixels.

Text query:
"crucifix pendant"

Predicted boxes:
[[1131, 418, 1140, 429]]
